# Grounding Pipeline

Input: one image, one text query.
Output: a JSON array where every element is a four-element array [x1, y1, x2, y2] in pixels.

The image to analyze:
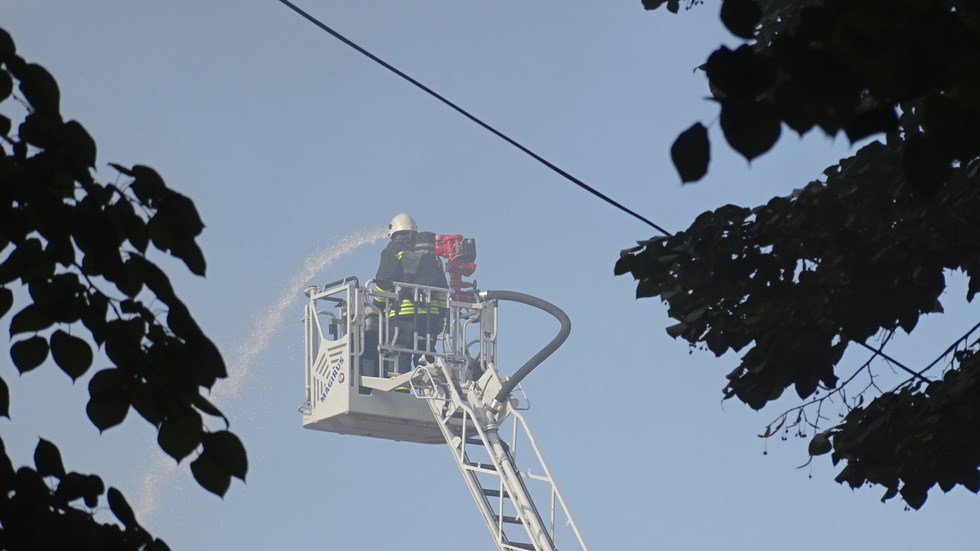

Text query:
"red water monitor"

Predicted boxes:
[[435, 234, 477, 300]]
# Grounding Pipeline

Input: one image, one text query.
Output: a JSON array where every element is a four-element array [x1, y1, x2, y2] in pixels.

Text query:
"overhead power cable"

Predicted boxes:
[[895, 318, 980, 390], [277, 0, 672, 236], [857, 340, 929, 383]]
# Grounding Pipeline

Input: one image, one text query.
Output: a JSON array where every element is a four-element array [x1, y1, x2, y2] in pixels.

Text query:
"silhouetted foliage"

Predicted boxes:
[[621, 0, 980, 508], [0, 27, 246, 548], [658, 0, 980, 184]]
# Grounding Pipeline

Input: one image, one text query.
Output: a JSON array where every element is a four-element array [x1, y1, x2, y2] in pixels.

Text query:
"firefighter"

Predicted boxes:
[[373, 214, 448, 376]]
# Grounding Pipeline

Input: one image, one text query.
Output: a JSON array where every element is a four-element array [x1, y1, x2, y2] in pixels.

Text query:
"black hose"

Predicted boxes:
[[481, 290, 571, 407]]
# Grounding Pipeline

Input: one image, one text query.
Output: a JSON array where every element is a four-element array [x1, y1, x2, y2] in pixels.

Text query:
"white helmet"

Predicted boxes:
[[387, 213, 417, 237]]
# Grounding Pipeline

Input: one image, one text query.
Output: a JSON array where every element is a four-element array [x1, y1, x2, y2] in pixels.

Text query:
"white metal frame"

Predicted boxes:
[[300, 278, 588, 550]]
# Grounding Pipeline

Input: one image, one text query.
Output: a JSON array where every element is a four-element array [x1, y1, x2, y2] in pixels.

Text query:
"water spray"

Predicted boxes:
[[133, 225, 386, 520]]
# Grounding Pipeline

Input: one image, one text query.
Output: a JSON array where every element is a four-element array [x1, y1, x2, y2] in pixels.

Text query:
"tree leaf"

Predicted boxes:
[[0, 28, 14, 63], [666, 322, 689, 338], [50, 329, 93, 381], [108, 162, 134, 177], [844, 106, 898, 143], [0, 238, 47, 284], [130, 165, 167, 206], [808, 430, 833, 456], [54, 471, 104, 508], [147, 214, 175, 253], [13, 466, 50, 504], [192, 393, 226, 421], [171, 238, 207, 276], [190, 451, 231, 497], [0, 376, 9, 418], [130, 255, 177, 305], [704, 45, 774, 100], [0, 287, 12, 317], [16, 63, 60, 115], [720, 0, 761, 39], [900, 483, 928, 510], [719, 97, 781, 161], [635, 277, 661, 299], [0, 71, 12, 104], [107, 487, 137, 528], [157, 408, 203, 462], [81, 291, 109, 345], [30, 273, 85, 324], [115, 256, 144, 298], [9, 303, 54, 335], [123, 210, 150, 254], [186, 334, 227, 387], [166, 302, 200, 340], [201, 431, 248, 481], [86, 369, 130, 432], [960, 469, 980, 494], [10, 335, 49, 373], [130, 381, 164, 425], [86, 395, 130, 432], [158, 190, 204, 237], [671, 122, 710, 183], [20, 110, 61, 151], [103, 318, 144, 366], [33, 438, 66, 478], [61, 120, 97, 169]]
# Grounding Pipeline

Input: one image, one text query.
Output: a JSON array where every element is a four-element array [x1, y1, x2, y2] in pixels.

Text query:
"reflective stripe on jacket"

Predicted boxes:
[[374, 240, 447, 317]]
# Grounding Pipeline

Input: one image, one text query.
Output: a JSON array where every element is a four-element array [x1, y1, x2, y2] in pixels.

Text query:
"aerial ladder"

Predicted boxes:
[[298, 235, 588, 551]]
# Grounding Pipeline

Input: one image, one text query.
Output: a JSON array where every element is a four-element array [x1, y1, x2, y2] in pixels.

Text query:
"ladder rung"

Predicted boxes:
[[464, 461, 497, 471], [497, 515, 523, 525], [462, 436, 510, 452], [506, 542, 535, 551], [482, 488, 510, 498]]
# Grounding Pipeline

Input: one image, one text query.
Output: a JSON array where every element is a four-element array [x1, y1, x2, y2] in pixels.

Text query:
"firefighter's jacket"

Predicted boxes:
[[374, 236, 448, 317]]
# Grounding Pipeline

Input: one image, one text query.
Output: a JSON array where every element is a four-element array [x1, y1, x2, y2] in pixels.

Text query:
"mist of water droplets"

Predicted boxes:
[[216, 226, 387, 400], [134, 225, 387, 520]]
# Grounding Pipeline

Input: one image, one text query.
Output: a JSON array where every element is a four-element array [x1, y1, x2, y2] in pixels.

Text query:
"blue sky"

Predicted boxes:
[[2, 1, 978, 549]]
